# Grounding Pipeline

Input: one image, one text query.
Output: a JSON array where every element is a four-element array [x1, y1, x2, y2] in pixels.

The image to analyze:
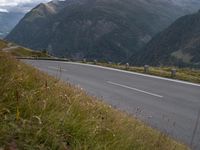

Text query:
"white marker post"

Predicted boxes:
[[144, 65, 149, 73], [171, 69, 176, 78]]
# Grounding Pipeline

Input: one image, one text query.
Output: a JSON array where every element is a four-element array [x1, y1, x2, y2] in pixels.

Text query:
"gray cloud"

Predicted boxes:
[[0, 0, 51, 13]]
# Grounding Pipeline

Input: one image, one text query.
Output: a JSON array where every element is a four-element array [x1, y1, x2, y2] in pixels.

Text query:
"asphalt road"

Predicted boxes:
[[24, 60, 200, 149]]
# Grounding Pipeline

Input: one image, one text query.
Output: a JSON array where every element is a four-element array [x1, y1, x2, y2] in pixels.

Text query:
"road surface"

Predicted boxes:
[[23, 60, 200, 149]]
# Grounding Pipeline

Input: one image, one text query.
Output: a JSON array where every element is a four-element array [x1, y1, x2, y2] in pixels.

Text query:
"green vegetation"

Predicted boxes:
[[0, 39, 8, 49], [0, 39, 49, 57], [0, 52, 188, 149], [10, 47, 49, 57], [89, 62, 200, 84]]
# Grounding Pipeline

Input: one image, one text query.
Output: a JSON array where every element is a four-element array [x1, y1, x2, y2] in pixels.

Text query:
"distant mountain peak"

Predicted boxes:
[[34, 2, 57, 14]]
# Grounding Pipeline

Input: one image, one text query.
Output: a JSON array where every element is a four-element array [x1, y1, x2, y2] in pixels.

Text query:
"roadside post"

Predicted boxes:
[[125, 63, 130, 70], [171, 68, 177, 78], [94, 59, 97, 65], [83, 58, 87, 63], [144, 65, 149, 73]]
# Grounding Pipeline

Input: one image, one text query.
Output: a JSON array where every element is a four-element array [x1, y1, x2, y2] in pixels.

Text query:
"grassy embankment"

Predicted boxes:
[[0, 39, 49, 58], [0, 46, 188, 149], [88, 62, 200, 84], [10, 47, 49, 58]]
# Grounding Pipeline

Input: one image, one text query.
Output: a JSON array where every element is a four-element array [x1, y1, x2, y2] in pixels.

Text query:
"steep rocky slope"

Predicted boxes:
[[131, 10, 200, 67], [6, 0, 200, 61]]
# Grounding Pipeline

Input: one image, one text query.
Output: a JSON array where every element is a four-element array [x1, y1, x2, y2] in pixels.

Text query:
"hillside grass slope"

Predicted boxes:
[[0, 39, 49, 57], [0, 51, 188, 149]]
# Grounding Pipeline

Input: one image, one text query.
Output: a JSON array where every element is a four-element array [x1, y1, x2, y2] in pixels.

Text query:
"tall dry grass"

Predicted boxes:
[[0, 52, 188, 149]]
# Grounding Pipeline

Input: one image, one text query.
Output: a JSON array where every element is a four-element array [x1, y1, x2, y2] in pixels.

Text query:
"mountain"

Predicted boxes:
[[0, 12, 24, 38], [6, 0, 200, 62], [131, 10, 200, 67]]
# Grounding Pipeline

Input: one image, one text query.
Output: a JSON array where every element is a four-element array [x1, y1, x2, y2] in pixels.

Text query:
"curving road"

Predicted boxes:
[[23, 60, 200, 149]]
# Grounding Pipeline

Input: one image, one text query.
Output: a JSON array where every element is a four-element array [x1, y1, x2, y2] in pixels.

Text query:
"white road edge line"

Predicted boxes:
[[107, 81, 163, 98], [48, 66, 68, 72], [58, 62, 200, 87], [48, 66, 59, 70]]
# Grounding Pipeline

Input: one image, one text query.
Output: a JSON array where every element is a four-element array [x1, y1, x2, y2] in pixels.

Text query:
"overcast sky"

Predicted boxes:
[[0, 0, 51, 13]]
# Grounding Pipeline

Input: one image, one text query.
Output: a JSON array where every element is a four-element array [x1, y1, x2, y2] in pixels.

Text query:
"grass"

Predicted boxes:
[[10, 47, 49, 58], [0, 39, 49, 58], [0, 52, 188, 149], [88, 62, 200, 84], [0, 39, 8, 49]]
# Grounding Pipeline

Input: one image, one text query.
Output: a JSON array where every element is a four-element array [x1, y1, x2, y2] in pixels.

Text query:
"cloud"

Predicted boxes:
[[0, 0, 51, 13], [0, 8, 8, 12]]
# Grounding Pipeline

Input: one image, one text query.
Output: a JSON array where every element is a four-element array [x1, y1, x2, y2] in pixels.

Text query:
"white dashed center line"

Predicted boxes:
[[107, 81, 163, 98]]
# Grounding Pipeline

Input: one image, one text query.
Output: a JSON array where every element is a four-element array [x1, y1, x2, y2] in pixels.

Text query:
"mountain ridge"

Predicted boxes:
[[130, 10, 200, 67], [6, 0, 200, 62]]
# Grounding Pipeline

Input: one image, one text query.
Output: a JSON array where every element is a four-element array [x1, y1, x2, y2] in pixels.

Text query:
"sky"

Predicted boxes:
[[0, 0, 51, 13]]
